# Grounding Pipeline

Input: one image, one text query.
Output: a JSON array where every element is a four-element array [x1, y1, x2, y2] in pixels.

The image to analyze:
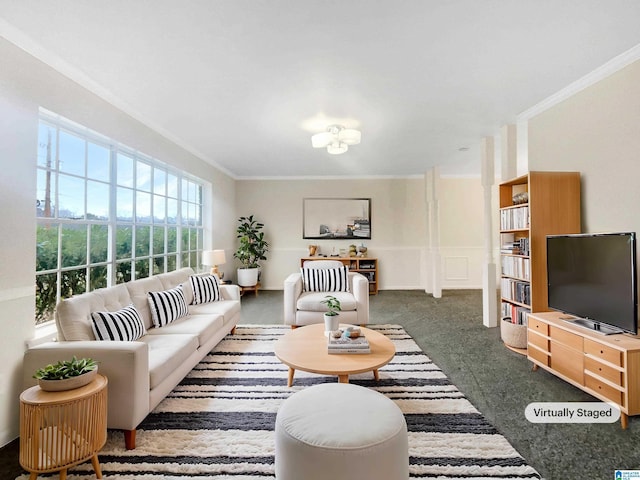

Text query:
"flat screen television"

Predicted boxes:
[[546, 232, 638, 335]]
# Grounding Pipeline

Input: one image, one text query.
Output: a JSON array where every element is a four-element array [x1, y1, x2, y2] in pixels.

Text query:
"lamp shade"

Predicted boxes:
[[202, 249, 226, 266]]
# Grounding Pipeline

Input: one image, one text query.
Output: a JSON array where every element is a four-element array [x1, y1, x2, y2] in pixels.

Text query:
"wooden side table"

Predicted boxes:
[[20, 374, 108, 480]]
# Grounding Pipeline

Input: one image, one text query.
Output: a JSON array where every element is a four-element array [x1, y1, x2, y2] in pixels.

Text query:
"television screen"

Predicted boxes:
[[546, 232, 638, 335]]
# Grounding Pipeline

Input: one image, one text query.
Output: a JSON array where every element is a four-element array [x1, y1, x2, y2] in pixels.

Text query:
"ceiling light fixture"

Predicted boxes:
[[311, 124, 361, 155]]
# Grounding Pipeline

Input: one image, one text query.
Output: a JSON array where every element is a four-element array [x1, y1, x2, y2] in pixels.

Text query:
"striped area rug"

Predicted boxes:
[[18, 324, 541, 479]]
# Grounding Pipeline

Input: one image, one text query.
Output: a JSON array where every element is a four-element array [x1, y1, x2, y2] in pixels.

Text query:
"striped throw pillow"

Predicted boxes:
[[148, 286, 189, 327], [189, 274, 221, 304], [91, 304, 146, 341], [302, 266, 350, 292], [324, 265, 350, 292], [302, 267, 325, 292]]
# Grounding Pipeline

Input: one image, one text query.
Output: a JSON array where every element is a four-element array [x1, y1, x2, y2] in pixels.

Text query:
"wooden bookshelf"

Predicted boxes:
[[300, 257, 378, 294], [499, 172, 581, 351]]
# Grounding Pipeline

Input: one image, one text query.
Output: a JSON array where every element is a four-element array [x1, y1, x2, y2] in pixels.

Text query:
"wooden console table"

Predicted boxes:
[[528, 311, 640, 429], [20, 374, 108, 480]]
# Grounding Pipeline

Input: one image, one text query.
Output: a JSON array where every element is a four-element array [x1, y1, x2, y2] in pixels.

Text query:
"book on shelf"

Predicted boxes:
[[328, 334, 371, 354]]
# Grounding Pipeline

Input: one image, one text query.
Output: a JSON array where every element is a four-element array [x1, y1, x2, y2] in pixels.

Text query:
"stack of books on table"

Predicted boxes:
[[327, 334, 371, 354]]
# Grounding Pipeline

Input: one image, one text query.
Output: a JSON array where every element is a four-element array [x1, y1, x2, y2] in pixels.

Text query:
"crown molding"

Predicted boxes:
[[518, 43, 640, 121], [0, 19, 237, 179]]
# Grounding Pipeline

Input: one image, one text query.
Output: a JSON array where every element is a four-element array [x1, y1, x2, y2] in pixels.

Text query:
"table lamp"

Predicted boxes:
[[202, 249, 226, 279]]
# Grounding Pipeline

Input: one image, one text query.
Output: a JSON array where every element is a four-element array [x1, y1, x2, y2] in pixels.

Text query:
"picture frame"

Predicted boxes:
[[303, 198, 371, 240]]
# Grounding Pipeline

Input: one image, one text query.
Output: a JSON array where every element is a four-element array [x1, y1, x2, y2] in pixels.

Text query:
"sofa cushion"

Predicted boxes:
[[296, 291, 357, 312], [146, 313, 224, 347], [148, 286, 189, 327], [91, 304, 146, 341], [190, 274, 221, 304], [139, 333, 199, 390], [188, 300, 242, 325], [56, 283, 133, 341], [126, 276, 166, 329]]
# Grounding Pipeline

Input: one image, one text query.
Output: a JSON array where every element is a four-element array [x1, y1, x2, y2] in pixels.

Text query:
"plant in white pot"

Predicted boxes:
[[33, 356, 98, 392], [321, 295, 341, 333], [234, 215, 269, 287]]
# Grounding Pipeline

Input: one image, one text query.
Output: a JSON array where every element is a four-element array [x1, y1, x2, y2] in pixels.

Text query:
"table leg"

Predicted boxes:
[[338, 374, 349, 383], [287, 368, 295, 387], [373, 369, 379, 381], [91, 454, 103, 479]]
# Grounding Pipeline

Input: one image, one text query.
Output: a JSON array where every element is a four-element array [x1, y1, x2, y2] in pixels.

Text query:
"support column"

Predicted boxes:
[[481, 137, 497, 327], [501, 124, 517, 181], [424, 168, 442, 298]]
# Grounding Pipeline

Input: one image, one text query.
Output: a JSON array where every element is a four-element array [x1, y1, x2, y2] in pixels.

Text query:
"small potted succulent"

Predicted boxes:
[[33, 356, 98, 392], [321, 295, 341, 333]]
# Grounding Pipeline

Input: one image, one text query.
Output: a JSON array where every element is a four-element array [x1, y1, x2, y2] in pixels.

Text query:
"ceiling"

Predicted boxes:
[[1, 1, 640, 179]]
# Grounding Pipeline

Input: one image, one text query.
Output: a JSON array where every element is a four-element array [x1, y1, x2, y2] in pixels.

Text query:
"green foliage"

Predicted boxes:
[[321, 295, 341, 316], [35, 223, 180, 324], [33, 356, 97, 380], [234, 215, 269, 269]]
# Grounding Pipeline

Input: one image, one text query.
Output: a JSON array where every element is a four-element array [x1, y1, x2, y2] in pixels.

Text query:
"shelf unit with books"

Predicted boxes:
[[499, 172, 581, 354], [300, 257, 378, 294]]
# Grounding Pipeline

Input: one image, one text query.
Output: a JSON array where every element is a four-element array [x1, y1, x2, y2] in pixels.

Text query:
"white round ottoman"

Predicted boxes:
[[275, 383, 409, 480]]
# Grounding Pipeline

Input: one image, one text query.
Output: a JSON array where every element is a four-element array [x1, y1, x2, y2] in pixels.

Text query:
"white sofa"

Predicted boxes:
[[23, 267, 240, 449], [284, 260, 370, 327]]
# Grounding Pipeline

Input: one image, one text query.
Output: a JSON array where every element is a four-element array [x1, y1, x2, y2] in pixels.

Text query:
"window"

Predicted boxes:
[[35, 111, 206, 325]]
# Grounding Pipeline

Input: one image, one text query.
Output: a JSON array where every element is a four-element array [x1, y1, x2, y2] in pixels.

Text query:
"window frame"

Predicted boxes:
[[35, 110, 207, 326]]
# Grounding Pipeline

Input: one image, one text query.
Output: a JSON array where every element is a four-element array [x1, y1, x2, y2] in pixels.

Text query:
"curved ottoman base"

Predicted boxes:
[[275, 383, 409, 480]]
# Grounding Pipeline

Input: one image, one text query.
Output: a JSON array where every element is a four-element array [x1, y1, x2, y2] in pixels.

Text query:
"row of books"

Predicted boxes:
[[500, 278, 531, 306], [501, 255, 530, 280], [501, 301, 531, 326], [328, 333, 371, 354], [500, 237, 530, 256], [500, 206, 529, 230]]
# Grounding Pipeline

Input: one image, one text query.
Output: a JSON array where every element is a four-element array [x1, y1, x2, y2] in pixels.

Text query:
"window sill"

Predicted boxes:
[[26, 322, 57, 348]]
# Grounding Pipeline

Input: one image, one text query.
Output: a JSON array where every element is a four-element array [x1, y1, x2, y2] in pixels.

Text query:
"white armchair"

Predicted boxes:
[[284, 260, 370, 327]]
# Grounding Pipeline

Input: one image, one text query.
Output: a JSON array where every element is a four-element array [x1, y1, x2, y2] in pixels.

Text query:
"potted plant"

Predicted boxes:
[[33, 356, 98, 392], [321, 295, 341, 333], [234, 215, 269, 287]]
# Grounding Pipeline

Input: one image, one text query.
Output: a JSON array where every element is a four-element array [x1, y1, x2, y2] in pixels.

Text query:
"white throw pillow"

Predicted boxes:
[[189, 274, 221, 304], [91, 304, 146, 341], [147, 286, 188, 327]]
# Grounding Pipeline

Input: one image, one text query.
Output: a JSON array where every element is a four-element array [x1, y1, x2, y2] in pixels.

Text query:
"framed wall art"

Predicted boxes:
[[303, 198, 371, 239]]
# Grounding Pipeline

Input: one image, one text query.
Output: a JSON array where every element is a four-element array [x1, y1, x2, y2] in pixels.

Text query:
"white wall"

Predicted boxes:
[[528, 60, 640, 236], [234, 176, 488, 291], [0, 38, 235, 446]]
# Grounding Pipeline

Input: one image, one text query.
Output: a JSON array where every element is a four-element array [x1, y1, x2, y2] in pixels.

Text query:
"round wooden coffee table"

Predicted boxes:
[[274, 324, 395, 386]]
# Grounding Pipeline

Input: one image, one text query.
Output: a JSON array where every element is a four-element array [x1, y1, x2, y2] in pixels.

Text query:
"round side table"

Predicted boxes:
[[19, 374, 108, 480]]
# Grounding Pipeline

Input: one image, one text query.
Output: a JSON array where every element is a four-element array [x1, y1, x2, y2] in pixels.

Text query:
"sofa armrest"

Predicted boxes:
[[351, 272, 370, 325], [284, 273, 303, 325], [23, 340, 150, 431], [220, 284, 240, 301]]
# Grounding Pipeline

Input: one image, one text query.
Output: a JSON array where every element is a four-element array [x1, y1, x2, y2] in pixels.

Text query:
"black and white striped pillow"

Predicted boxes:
[[302, 266, 349, 292], [148, 286, 188, 327], [189, 274, 221, 304], [302, 267, 325, 292], [91, 304, 146, 341], [324, 265, 350, 292]]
